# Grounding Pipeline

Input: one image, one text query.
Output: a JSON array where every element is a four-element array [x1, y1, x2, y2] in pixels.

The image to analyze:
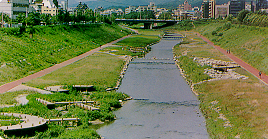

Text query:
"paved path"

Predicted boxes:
[[0, 113, 46, 131], [0, 35, 132, 94], [8, 85, 52, 94], [196, 32, 268, 85]]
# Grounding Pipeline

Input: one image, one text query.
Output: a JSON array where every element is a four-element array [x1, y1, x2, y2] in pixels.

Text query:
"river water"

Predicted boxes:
[[97, 38, 209, 139]]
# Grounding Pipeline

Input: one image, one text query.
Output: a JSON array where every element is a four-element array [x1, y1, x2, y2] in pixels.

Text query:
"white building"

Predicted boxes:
[[125, 2, 157, 14], [0, 0, 29, 19], [125, 6, 136, 14], [41, 0, 56, 16]]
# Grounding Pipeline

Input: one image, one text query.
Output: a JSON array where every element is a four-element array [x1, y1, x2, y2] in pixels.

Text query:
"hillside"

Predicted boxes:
[[0, 24, 131, 86], [68, 0, 253, 10]]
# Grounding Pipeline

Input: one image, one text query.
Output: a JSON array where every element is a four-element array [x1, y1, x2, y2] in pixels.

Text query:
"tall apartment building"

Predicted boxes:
[[0, 0, 29, 19], [202, 0, 216, 18], [229, 0, 245, 17]]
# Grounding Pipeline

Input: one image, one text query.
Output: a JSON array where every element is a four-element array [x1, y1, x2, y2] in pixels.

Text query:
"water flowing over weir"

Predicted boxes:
[[97, 36, 209, 138]]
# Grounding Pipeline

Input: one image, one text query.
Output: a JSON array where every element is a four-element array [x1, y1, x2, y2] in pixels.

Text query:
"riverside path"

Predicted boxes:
[[0, 35, 132, 94], [196, 33, 268, 85]]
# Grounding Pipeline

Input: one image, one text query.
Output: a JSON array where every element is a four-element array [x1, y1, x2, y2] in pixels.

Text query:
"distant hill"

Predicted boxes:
[[67, 0, 184, 9], [159, 0, 253, 9], [67, 0, 252, 10], [158, 0, 230, 9]]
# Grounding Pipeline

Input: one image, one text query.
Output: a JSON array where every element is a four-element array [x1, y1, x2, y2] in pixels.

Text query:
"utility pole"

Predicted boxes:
[[66, 0, 68, 12], [26, 7, 28, 18], [1, 11, 3, 28]]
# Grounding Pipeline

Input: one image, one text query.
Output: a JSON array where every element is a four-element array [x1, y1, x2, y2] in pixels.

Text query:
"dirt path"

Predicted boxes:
[[0, 35, 132, 94], [196, 32, 268, 85]]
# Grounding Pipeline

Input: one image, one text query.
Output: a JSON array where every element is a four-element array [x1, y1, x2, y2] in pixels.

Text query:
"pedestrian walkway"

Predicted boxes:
[[196, 32, 268, 85], [0, 35, 132, 94], [0, 113, 46, 131], [7, 85, 52, 94]]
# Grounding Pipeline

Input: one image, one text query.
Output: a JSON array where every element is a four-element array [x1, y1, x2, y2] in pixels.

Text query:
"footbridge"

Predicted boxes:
[[115, 19, 180, 29]]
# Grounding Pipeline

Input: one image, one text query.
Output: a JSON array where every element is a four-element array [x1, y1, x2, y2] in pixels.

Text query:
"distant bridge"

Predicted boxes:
[[115, 19, 180, 29]]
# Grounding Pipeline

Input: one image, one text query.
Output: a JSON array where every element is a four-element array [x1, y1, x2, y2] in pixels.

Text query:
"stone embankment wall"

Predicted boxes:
[[114, 56, 133, 90]]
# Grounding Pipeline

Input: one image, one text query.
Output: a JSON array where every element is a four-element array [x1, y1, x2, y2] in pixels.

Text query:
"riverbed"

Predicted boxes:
[[97, 38, 209, 139]]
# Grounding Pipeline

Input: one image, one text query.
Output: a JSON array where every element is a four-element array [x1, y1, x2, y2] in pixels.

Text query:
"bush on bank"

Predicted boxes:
[[177, 56, 211, 83], [0, 90, 128, 138]]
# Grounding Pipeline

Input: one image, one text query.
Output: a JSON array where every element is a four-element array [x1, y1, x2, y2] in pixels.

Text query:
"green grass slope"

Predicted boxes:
[[195, 22, 268, 75], [0, 24, 131, 85]]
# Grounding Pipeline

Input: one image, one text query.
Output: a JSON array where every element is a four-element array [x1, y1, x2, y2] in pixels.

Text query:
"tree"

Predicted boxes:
[[16, 13, 26, 23], [53, 0, 58, 8], [225, 14, 234, 22], [158, 12, 172, 20], [40, 14, 51, 25], [26, 12, 41, 26], [237, 9, 250, 23], [124, 11, 155, 19]]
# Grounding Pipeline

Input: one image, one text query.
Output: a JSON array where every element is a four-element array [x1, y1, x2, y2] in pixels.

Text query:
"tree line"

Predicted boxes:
[[230, 9, 268, 27], [0, 9, 121, 27]]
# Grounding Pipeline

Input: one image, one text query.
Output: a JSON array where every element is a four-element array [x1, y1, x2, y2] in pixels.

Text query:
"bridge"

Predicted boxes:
[[115, 19, 180, 29]]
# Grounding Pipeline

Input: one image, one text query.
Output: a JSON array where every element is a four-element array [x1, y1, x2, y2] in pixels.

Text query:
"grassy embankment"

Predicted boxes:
[[173, 22, 268, 138], [0, 29, 160, 138], [196, 21, 268, 75], [100, 34, 160, 57], [0, 24, 131, 86]]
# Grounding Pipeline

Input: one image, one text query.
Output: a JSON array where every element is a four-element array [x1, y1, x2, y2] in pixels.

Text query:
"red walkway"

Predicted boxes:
[[0, 35, 132, 94], [196, 32, 268, 85]]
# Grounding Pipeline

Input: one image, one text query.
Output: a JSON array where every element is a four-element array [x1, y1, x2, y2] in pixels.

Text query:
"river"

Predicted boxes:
[[97, 37, 209, 139]]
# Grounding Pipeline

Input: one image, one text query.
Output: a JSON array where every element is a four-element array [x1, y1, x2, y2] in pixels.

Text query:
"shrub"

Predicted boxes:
[[217, 33, 223, 36], [212, 31, 217, 36], [178, 56, 211, 83]]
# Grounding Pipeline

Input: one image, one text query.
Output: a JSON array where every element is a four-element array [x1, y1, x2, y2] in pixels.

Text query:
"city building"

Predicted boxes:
[[101, 8, 124, 16], [229, 0, 245, 17], [256, 0, 268, 11], [41, 6, 56, 16], [125, 6, 136, 14], [155, 8, 168, 18], [58, 1, 67, 11], [178, 0, 192, 11], [148, 2, 157, 12], [125, 2, 157, 14], [192, 6, 200, 11], [137, 6, 148, 12], [215, 2, 230, 18], [41, 0, 56, 16], [0, 0, 29, 19], [202, 0, 216, 19], [245, 1, 255, 12]]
